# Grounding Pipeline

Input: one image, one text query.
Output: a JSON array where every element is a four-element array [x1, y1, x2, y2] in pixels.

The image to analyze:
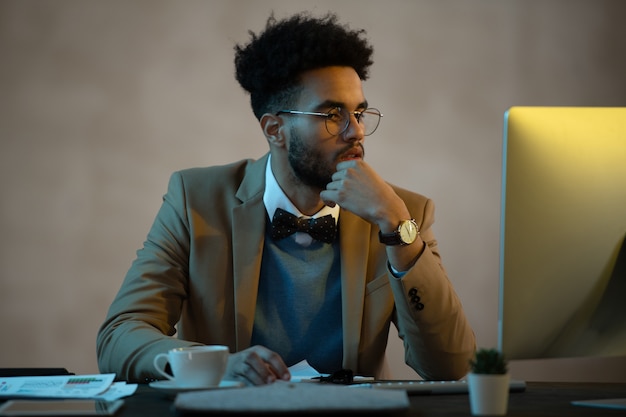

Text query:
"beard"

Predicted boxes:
[[287, 127, 364, 190]]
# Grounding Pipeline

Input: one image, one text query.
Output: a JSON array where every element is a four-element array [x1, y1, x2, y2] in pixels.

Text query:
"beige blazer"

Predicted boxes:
[[96, 153, 475, 382]]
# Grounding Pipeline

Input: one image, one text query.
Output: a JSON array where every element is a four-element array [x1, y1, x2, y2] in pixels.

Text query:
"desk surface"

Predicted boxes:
[[117, 382, 626, 417]]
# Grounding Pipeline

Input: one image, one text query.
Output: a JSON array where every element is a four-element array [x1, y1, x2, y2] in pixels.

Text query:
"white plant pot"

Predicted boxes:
[[467, 372, 510, 416]]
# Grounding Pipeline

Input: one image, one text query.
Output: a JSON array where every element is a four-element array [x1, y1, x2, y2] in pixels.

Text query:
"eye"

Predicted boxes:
[[326, 107, 344, 123], [357, 108, 373, 121]]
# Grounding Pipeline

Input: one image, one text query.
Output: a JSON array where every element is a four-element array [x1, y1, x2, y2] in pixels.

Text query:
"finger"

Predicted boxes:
[[335, 159, 357, 171], [243, 351, 276, 385], [324, 179, 341, 190], [319, 189, 337, 205], [331, 168, 346, 181], [249, 346, 290, 382], [225, 350, 269, 385], [239, 362, 265, 385], [262, 352, 290, 381], [240, 347, 289, 385]]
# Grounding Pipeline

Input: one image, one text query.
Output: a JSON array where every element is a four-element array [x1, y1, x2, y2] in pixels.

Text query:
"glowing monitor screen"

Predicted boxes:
[[498, 107, 626, 360]]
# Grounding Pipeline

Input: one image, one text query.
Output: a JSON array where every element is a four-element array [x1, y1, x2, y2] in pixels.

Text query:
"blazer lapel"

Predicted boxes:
[[232, 154, 269, 350], [338, 210, 372, 371]]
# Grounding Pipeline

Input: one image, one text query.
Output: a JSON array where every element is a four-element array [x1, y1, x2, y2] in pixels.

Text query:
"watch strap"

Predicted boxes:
[[378, 229, 404, 245]]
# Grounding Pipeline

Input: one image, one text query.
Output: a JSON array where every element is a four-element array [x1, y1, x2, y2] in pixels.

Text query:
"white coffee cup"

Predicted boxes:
[[153, 345, 229, 388]]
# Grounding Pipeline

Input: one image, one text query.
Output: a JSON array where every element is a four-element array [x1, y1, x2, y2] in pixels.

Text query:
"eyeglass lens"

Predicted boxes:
[[326, 108, 381, 136]]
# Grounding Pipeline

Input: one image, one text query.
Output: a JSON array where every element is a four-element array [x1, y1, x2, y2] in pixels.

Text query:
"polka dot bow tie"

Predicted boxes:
[[271, 208, 337, 243]]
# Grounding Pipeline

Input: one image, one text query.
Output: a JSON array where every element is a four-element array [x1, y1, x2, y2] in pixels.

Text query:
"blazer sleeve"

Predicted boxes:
[[388, 196, 476, 380], [96, 172, 202, 382]]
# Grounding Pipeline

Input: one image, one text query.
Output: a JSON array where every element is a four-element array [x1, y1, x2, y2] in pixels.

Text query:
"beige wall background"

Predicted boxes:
[[1, 0, 625, 381]]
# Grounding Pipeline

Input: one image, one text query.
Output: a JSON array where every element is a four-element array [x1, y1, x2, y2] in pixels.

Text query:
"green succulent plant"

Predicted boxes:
[[469, 348, 508, 374]]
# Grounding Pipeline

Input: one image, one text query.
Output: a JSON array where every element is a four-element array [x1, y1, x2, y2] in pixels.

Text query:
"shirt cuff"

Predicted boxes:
[[388, 261, 408, 279]]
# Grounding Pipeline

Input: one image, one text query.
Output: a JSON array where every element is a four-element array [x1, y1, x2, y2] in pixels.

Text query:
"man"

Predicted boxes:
[[96, 12, 475, 385]]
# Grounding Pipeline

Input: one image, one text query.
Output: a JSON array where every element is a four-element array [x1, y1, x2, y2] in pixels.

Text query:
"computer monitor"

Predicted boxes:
[[498, 107, 626, 360]]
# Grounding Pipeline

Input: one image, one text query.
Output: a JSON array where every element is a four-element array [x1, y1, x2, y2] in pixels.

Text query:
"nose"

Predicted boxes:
[[341, 113, 365, 143]]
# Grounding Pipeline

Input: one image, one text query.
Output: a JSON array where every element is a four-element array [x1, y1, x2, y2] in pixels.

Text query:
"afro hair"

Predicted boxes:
[[234, 12, 374, 119]]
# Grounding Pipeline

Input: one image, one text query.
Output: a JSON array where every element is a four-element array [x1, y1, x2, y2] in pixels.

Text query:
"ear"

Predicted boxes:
[[260, 113, 286, 148]]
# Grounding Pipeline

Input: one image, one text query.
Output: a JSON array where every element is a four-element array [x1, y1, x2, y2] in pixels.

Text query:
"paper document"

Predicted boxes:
[[0, 374, 136, 400], [288, 360, 324, 382], [94, 381, 138, 401], [288, 360, 374, 382]]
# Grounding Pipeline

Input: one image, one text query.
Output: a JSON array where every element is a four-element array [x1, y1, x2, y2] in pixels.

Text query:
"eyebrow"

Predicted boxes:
[[314, 99, 369, 112]]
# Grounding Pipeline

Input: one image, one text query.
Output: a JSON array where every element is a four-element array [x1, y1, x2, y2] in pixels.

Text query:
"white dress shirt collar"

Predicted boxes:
[[263, 155, 339, 246]]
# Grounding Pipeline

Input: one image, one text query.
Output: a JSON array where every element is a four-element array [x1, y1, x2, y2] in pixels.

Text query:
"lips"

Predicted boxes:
[[339, 146, 364, 161]]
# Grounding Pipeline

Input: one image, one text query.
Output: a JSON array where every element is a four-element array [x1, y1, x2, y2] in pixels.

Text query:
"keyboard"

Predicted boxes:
[[349, 379, 527, 395]]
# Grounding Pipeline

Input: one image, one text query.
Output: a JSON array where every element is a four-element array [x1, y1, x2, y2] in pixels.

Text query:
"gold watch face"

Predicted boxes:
[[399, 220, 418, 244]]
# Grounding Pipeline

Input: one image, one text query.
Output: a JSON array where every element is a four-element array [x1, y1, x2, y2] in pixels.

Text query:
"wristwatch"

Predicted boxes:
[[378, 219, 419, 245]]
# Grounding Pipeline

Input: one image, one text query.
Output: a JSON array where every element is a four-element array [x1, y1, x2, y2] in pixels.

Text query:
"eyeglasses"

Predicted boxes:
[[276, 107, 383, 136]]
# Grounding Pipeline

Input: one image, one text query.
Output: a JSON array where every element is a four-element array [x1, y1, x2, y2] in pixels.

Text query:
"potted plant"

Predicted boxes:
[[467, 348, 510, 416]]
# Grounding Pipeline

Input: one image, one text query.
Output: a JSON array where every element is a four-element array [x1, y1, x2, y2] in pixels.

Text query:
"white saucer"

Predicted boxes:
[[149, 380, 243, 394]]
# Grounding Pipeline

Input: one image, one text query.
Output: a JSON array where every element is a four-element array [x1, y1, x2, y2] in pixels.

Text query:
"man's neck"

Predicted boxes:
[[269, 157, 326, 216], [264, 155, 338, 219], [283, 187, 326, 216]]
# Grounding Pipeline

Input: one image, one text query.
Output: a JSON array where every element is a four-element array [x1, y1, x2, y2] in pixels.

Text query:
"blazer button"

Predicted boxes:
[[408, 288, 423, 310]]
